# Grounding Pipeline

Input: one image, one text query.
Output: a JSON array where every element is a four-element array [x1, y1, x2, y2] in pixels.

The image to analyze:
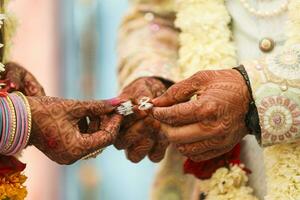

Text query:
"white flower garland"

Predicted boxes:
[[175, 0, 237, 79], [199, 165, 258, 200]]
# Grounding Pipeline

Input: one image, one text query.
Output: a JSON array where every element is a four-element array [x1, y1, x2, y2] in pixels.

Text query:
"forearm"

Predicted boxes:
[[118, 4, 179, 88]]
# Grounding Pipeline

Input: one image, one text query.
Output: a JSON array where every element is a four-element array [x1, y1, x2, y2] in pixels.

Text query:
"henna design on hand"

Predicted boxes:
[[152, 69, 251, 161], [28, 96, 121, 165], [115, 77, 169, 163]]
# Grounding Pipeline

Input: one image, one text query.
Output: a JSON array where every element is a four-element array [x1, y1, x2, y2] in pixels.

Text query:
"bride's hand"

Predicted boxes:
[[1, 62, 45, 96], [114, 77, 169, 163], [152, 69, 251, 161], [28, 96, 121, 164]]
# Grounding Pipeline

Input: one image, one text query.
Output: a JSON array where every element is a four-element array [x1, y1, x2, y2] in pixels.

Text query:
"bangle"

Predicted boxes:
[[233, 65, 262, 144], [15, 92, 31, 147], [3, 95, 16, 153], [6, 93, 23, 154], [0, 92, 31, 155], [7, 93, 27, 155]]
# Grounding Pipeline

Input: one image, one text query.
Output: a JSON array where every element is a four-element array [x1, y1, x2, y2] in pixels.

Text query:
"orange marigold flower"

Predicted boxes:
[[0, 172, 27, 200]]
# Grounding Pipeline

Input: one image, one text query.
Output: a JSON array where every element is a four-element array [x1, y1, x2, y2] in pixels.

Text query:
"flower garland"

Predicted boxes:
[[0, 156, 27, 200], [175, 0, 255, 199], [263, 2, 300, 198], [175, 0, 237, 79]]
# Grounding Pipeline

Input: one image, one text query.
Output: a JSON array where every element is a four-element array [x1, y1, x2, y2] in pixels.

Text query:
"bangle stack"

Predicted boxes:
[[0, 92, 31, 155]]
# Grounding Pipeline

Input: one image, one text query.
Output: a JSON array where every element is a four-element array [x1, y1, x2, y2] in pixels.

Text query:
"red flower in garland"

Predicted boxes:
[[183, 144, 250, 179], [0, 155, 26, 176]]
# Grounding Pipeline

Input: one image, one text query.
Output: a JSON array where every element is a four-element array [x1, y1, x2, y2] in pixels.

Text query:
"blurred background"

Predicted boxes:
[[9, 0, 157, 199]]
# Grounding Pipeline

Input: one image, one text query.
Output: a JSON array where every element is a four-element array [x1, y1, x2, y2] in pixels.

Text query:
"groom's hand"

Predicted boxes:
[[152, 70, 251, 161], [28, 96, 121, 165], [114, 77, 169, 163]]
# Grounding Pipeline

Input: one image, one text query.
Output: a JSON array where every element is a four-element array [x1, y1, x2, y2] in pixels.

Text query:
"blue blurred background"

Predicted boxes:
[[61, 1, 156, 199]]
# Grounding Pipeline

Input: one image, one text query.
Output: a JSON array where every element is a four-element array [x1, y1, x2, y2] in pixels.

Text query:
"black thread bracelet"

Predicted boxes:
[[233, 65, 261, 144]]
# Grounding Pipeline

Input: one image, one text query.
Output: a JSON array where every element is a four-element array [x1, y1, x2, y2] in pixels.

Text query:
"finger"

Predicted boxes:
[[68, 99, 117, 119], [120, 114, 141, 130], [189, 145, 235, 162], [153, 99, 217, 126], [23, 71, 46, 96], [3, 62, 46, 96], [160, 122, 224, 143], [152, 76, 200, 107], [105, 97, 123, 107], [114, 120, 144, 150], [148, 132, 169, 162], [80, 114, 122, 152], [3, 62, 25, 90], [176, 136, 226, 157], [126, 138, 155, 163], [132, 105, 149, 118]]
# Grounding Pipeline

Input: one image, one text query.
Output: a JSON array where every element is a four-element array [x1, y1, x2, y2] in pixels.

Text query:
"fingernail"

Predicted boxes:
[[105, 97, 122, 106]]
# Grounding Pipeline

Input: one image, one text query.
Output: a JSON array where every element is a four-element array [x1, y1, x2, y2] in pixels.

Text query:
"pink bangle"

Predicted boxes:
[[15, 92, 31, 148], [5, 94, 19, 154], [12, 93, 28, 155], [7, 94, 26, 155]]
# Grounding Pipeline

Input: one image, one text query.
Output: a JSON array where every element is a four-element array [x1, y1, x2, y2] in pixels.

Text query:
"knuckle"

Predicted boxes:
[[150, 155, 164, 163], [202, 101, 218, 116], [58, 159, 75, 165], [127, 154, 142, 163], [114, 144, 124, 150]]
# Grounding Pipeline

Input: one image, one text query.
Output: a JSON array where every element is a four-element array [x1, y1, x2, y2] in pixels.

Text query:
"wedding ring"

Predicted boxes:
[[116, 97, 153, 116], [138, 97, 153, 111], [116, 100, 134, 116]]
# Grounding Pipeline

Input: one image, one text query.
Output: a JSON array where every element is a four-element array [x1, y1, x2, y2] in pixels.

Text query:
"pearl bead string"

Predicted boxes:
[[239, 0, 289, 18]]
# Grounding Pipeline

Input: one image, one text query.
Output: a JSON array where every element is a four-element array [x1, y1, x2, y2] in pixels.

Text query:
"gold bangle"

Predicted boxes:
[[3, 95, 17, 152], [81, 148, 104, 160], [15, 92, 32, 146]]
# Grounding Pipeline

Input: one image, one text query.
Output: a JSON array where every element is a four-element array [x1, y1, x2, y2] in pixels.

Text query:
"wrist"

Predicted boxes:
[[233, 66, 261, 143], [0, 92, 32, 156]]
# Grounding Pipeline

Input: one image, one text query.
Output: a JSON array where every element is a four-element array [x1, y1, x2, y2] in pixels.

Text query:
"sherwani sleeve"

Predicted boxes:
[[117, 0, 180, 88], [243, 45, 300, 147]]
